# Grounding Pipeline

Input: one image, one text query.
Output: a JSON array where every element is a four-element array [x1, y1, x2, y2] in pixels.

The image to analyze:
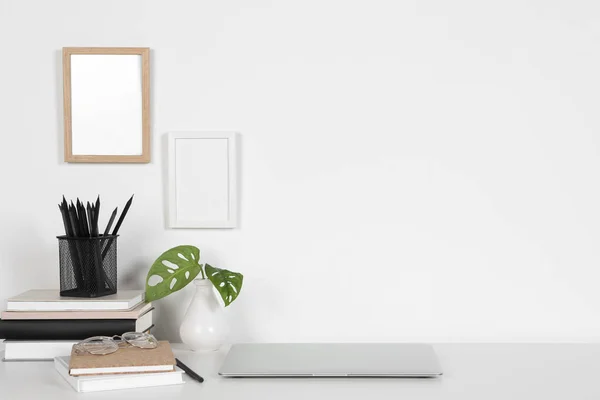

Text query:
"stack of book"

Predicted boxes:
[[54, 341, 184, 392], [0, 289, 152, 361]]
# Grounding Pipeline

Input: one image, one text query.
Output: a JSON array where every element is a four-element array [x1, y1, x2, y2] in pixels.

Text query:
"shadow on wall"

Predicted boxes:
[[119, 260, 147, 288], [3, 222, 57, 296], [152, 286, 192, 341], [226, 299, 257, 343]]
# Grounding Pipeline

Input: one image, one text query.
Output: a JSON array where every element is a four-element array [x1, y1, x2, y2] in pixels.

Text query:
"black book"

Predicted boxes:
[[0, 310, 153, 340]]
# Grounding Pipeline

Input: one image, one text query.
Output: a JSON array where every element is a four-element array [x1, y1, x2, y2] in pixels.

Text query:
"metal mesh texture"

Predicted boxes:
[[58, 235, 118, 298]]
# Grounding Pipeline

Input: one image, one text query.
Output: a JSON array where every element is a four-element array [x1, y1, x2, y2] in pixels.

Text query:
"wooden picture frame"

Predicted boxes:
[[168, 132, 238, 228], [63, 47, 150, 163]]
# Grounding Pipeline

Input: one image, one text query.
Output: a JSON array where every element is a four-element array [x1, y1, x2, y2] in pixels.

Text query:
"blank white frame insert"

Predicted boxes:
[[168, 132, 238, 228], [71, 55, 143, 156]]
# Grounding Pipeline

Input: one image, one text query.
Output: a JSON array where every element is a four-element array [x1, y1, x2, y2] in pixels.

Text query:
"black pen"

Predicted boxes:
[[176, 358, 204, 383]]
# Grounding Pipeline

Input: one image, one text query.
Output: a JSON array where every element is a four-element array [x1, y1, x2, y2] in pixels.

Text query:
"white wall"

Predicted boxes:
[[1, 0, 600, 342]]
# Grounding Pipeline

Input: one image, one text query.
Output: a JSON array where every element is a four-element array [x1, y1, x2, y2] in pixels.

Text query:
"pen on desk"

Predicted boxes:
[[176, 358, 204, 383]]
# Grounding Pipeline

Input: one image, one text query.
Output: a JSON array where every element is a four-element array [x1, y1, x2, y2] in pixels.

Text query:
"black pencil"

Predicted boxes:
[[103, 207, 118, 237], [86, 202, 94, 237], [102, 195, 134, 260], [68, 202, 80, 237], [66, 200, 85, 289], [111, 194, 134, 235], [93, 196, 100, 236], [176, 358, 204, 383], [79, 201, 89, 238], [58, 203, 72, 237]]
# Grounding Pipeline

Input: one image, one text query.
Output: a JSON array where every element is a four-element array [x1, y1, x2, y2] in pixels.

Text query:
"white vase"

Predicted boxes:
[[179, 279, 228, 351]]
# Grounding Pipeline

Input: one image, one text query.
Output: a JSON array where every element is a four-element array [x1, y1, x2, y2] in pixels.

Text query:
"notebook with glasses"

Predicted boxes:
[[219, 343, 443, 377]]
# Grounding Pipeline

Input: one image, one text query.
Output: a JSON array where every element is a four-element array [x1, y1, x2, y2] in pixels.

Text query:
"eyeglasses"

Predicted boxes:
[[73, 332, 158, 355]]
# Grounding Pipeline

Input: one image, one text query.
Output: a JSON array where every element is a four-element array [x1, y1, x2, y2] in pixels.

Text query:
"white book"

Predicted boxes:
[[3, 340, 78, 361], [54, 356, 184, 392], [1, 301, 153, 320], [6, 290, 145, 311]]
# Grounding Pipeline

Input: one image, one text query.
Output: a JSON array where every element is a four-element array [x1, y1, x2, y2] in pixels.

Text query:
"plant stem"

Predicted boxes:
[[200, 264, 206, 279]]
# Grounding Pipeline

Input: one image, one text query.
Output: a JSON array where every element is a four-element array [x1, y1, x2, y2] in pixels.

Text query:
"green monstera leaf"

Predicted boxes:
[[205, 264, 243, 307], [145, 245, 203, 302]]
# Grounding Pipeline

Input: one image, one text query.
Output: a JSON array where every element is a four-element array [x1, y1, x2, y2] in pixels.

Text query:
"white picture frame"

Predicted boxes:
[[168, 132, 238, 228]]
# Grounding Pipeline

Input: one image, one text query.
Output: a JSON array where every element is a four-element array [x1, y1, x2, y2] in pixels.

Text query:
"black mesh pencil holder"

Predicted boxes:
[[57, 235, 118, 298]]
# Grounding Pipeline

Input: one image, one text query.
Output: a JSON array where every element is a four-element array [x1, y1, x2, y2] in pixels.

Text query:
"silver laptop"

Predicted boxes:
[[219, 343, 442, 377]]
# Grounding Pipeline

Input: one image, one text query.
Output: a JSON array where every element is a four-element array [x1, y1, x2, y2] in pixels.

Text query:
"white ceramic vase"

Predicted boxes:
[[179, 279, 228, 351]]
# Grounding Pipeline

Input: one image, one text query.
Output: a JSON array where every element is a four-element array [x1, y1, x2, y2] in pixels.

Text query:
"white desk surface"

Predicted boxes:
[[1, 343, 599, 399]]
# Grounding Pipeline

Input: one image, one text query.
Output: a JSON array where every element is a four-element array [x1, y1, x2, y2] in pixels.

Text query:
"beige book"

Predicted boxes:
[[1, 302, 152, 320], [69, 341, 176, 376]]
